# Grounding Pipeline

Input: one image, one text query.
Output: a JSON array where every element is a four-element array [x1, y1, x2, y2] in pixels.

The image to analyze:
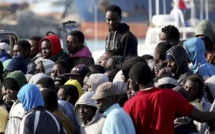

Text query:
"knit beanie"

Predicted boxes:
[[6, 55, 27, 74]]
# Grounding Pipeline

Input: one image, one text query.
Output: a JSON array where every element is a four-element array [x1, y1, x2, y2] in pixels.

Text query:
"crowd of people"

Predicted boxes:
[[1, 4, 215, 134]]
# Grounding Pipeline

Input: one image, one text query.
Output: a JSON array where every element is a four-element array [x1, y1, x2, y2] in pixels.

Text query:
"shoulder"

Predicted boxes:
[[9, 102, 26, 118]]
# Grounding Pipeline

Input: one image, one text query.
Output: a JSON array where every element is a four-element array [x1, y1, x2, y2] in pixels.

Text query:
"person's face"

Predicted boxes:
[[51, 64, 66, 78], [127, 79, 138, 99], [13, 45, 25, 58], [153, 49, 160, 63], [96, 96, 113, 113], [160, 32, 173, 43], [99, 52, 111, 67], [78, 104, 96, 123], [57, 88, 66, 100], [29, 40, 39, 58], [66, 35, 83, 54], [106, 58, 116, 69], [35, 61, 45, 74], [167, 59, 177, 73], [184, 79, 200, 102], [5, 89, 19, 101], [106, 11, 121, 30], [41, 40, 52, 59]]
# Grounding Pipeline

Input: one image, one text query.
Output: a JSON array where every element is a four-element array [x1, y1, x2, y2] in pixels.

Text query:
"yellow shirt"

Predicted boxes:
[[0, 106, 8, 132]]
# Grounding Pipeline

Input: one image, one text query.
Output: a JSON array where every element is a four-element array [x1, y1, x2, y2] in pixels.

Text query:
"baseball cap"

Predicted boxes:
[[65, 65, 90, 76], [91, 82, 120, 100]]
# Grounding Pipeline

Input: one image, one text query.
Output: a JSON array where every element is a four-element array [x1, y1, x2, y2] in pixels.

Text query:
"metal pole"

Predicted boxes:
[[94, 5, 98, 50], [205, 0, 209, 19], [149, 0, 152, 25], [163, 0, 166, 14], [200, 0, 203, 20], [156, 0, 159, 15]]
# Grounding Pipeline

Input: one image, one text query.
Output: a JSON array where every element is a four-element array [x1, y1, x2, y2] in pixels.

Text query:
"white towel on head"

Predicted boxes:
[[0, 42, 10, 52]]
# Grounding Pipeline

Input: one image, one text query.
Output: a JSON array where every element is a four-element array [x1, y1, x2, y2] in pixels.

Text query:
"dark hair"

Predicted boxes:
[[184, 74, 204, 100], [89, 64, 105, 73], [129, 62, 152, 86], [105, 5, 122, 17], [175, 86, 189, 100], [85, 71, 101, 78], [105, 68, 119, 82], [141, 54, 154, 61], [155, 42, 172, 61], [55, 60, 71, 73], [15, 40, 31, 51], [161, 25, 180, 41], [29, 36, 42, 44], [41, 89, 58, 111], [36, 77, 55, 91], [60, 85, 79, 106], [68, 30, 84, 43], [109, 55, 125, 65]]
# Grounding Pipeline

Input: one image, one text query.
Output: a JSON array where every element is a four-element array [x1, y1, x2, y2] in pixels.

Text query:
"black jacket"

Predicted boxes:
[[19, 106, 66, 134], [166, 45, 192, 85], [105, 23, 138, 58]]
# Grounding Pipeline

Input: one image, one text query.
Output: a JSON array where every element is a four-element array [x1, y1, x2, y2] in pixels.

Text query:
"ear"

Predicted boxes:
[[157, 53, 160, 59]]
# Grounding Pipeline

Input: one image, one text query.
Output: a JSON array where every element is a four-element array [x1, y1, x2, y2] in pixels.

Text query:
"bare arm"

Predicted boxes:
[[189, 108, 215, 122]]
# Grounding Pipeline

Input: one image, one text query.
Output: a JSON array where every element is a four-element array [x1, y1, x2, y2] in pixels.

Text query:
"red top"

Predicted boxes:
[[39, 34, 61, 57], [179, 0, 187, 9], [124, 87, 194, 134]]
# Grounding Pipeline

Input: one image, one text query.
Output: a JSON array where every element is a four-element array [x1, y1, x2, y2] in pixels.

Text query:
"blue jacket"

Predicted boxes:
[[102, 103, 135, 134], [184, 37, 215, 80], [17, 84, 66, 134]]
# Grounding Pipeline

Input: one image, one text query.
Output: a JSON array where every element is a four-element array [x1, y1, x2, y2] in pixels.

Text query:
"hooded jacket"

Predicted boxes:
[[184, 37, 215, 80], [40, 34, 68, 62], [18, 84, 66, 134], [105, 23, 138, 58], [205, 75, 215, 102], [35, 57, 55, 76], [3, 59, 11, 79], [65, 79, 83, 98], [6, 55, 27, 74], [28, 73, 49, 85], [74, 92, 105, 134], [4, 70, 27, 90], [86, 73, 109, 92], [195, 20, 215, 44], [166, 45, 192, 85], [4, 71, 27, 134], [69, 46, 93, 68], [0, 49, 11, 62], [17, 84, 44, 111]]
